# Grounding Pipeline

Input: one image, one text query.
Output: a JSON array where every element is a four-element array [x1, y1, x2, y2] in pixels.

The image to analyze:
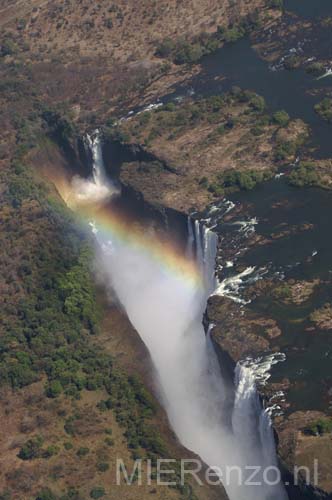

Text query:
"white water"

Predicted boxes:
[[74, 134, 288, 500], [69, 131, 118, 205], [317, 68, 332, 80]]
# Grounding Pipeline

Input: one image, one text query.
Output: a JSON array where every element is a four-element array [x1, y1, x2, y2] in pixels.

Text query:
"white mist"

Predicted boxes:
[[75, 133, 288, 500]]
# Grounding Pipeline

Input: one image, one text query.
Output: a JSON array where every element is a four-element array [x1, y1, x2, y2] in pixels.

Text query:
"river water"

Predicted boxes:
[[193, 2, 332, 413], [129, 1, 332, 414]]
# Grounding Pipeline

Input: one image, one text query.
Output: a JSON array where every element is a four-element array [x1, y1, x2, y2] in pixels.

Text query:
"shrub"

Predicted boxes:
[[284, 55, 301, 70], [272, 110, 290, 127], [288, 162, 319, 187], [35, 489, 57, 500], [224, 26, 246, 43], [90, 487, 105, 499], [274, 141, 297, 161], [0, 491, 11, 500], [156, 38, 176, 58], [306, 419, 332, 436], [43, 445, 59, 458], [41, 108, 76, 143], [251, 125, 264, 136], [76, 447, 89, 458], [104, 437, 114, 447], [306, 62, 325, 77], [273, 285, 292, 300], [46, 380, 63, 398], [250, 94, 266, 112], [314, 98, 332, 123], [1, 39, 18, 57], [220, 169, 268, 191], [97, 462, 109, 472], [173, 41, 204, 64], [104, 18, 113, 29], [18, 435, 44, 460]]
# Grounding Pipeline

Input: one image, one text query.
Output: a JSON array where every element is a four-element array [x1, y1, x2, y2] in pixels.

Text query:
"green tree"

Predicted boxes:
[[46, 380, 63, 398], [250, 95, 266, 112], [18, 435, 44, 460], [90, 487, 105, 499], [273, 110, 290, 127]]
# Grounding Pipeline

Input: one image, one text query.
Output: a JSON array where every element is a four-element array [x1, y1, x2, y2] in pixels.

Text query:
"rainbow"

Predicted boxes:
[[76, 202, 204, 289]]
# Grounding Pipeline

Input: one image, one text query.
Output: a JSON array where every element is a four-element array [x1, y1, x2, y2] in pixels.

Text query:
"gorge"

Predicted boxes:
[[64, 132, 288, 500]]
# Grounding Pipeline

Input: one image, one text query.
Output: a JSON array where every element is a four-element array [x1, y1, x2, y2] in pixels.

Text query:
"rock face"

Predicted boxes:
[[208, 296, 332, 498]]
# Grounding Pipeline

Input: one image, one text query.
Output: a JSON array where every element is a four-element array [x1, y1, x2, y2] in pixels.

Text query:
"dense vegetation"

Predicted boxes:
[[207, 169, 272, 196], [155, 14, 261, 65], [107, 87, 310, 199], [305, 418, 332, 436], [288, 162, 320, 188], [0, 119, 198, 498], [314, 98, 332, 123]]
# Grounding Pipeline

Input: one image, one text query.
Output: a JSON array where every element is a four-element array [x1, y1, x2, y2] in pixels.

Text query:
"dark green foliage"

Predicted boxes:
[[274, 141, 297, 161], [156, 38, 176, 58], [103, 126, 130, 143], [43, 445, 60, 458], [306, 418, 332, 436], [36, 489, 57, 500], [249, 94, 266, 112], [18, 437, 58, 461], [46, 380, 63, 398], [272, 110, 290, 127], [1, 39, 18, 57], [128, 375, 156, 415], [223, 25, 246, 43], [0, 163, 107, 397], [288, 162, 320, 187], [155, 15, 258, 65], [273, 285, 292, 301], [173, 41, 204, 64], [59, 487, 82, 500], [284, 55, 300, 70], [314, 98, 332, 123], [251, 125, 264, 136], [104, 437, 114, 447], [58, 247, 100, 331], [41, 108, 76, 143], [89, 487, 105, 499], [18, 435, 44, 460], [208, 168, 273, 197], [104, 18, 113, 29], [97, 462, 109, 472], [306, 62, 325, 77], [0, 491, 11, 500], [76, 447, 89, 457], [138, 112, 151, 126], [220, 169, 270, 191]]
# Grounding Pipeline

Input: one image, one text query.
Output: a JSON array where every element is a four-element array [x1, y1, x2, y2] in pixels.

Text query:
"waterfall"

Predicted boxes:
[[69, 131, 118, 205], [71, 133, 288, 500], [86, 131, 107, 186]]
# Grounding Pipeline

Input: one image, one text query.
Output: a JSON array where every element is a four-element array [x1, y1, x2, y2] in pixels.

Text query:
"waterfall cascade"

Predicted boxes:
[[72, 133, 288, 500], [86, 132, 107, 186]]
